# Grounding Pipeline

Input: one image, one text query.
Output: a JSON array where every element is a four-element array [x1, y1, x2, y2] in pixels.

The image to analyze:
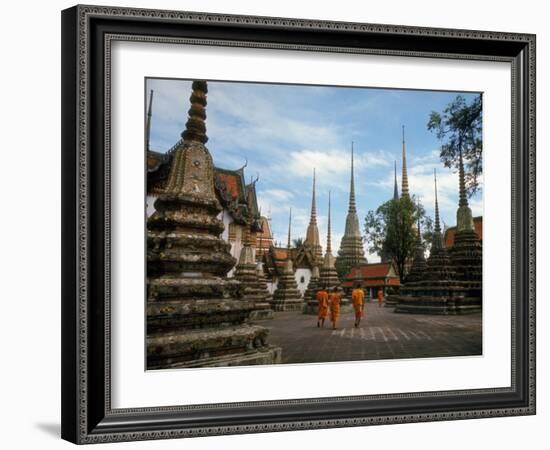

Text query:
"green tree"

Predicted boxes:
[[292, 237, 304, 248], [428, 94, 482, 197], [364, 196, 433, 283]]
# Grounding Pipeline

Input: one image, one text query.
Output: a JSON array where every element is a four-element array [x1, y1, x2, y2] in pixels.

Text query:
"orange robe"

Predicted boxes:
[[316, 290, 329, 319], [377, 289, 384, 306], [329, 292, 341, 322], [351, 288, 365, 319]]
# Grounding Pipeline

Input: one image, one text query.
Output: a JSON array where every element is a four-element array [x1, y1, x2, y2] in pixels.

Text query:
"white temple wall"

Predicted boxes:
[[146, 194, 157, 218], [294, 268, 311, 296]]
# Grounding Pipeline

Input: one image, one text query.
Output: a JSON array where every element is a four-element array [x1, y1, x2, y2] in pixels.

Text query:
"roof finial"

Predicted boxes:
[[146, 89, 154, 151], [181, 80, 208, 144], [326, 191, 332, 255], [393, 160, 399, 200], [401, 125, 410, 199]]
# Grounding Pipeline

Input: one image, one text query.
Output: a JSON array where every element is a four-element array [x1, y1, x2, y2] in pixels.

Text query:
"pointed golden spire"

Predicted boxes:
[[401, 125, 410, 199]]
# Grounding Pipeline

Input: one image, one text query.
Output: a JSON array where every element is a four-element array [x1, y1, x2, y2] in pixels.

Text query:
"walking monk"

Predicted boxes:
[[377, 288, 384, 307], [329, 287, 342, 330], [315, 287, 329, 328], [351, 282, 365, 328]]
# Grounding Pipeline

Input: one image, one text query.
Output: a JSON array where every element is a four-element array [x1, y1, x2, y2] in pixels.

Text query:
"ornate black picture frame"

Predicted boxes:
[[61, 4, 536, 444]]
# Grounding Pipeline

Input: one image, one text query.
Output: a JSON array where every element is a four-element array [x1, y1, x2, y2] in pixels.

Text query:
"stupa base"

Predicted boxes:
[[271, 302, 304, 312], [393, 295, 481, 315]]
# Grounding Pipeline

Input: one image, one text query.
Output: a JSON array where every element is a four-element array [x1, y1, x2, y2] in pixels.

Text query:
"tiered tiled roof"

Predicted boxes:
[[148, 150, 261, 229], [444, 216, 483, 247], [341, 262, 400, 288]]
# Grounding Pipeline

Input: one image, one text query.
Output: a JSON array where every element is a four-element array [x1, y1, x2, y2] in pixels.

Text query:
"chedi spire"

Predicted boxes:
[[146, 81, 281, 368], [336, 143, 367, 278], [401, 125, 410, 199], [304, 169, 323, 262]]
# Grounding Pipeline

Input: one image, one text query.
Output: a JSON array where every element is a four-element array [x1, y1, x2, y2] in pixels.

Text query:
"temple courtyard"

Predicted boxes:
[[261, 305, 482, 365]]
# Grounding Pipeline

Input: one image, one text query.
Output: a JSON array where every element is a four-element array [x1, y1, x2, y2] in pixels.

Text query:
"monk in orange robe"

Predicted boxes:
[[377, 288, 384, 307], [315, 288, 329, 328], [329, 287, 342, 330], [351, 283, 365, 328]]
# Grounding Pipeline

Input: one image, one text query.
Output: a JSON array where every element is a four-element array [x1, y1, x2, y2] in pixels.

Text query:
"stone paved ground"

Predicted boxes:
[[259, 301, 482, 364]]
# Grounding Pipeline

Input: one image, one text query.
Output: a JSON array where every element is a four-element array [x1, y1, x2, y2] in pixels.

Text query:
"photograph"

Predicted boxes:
[[145, 78, 483, 370]]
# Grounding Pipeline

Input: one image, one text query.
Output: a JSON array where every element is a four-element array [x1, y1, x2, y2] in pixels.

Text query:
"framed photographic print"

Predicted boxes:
[[61, 4, 536, 444]]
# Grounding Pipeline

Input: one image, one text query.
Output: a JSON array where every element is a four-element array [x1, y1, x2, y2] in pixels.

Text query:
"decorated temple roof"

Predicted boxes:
[[341, 262, 400, 288], [257, 217, 273, 240], [147, 150, 261, 229], [444, 216, 483, 247]]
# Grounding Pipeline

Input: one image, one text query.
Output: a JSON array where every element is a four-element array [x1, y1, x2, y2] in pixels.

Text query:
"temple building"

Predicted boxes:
[[146, 81, 281, 368], [261, 172, 320, 296], [336, 143, 367, 278], [270, 210, 304, 311], [444, 216, 483, 247], [255, 216, 274, 261], [341, 262, 400, 299]]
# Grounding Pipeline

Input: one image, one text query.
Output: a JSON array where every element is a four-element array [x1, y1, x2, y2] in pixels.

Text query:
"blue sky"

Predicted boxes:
[[146, 78, 482, 261]]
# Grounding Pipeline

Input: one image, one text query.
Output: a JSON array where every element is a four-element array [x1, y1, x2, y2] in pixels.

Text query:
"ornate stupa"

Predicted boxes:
[[146, 81, 281, 368], [254, 235, 273, 312], [302, 265, 320, 314], [448, 148, 483, 304], [271, 209, 303, 311], [319, 192, 341, 291], [336, 143, 367, 278], [304, 169, 323, 264], [234, 229, 273, 320], [394, 170, 467, 315]]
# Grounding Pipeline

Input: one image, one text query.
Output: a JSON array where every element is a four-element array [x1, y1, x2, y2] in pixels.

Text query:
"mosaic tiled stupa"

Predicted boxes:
[[394, 170, 467, 315], [302, 265, 320, 314], [336, 143, 367, 278], [319, 193, 341, 291], [146, 81, 281, 368], [253, 238, 274, 317], [271, 209, 303, 311], [448, 149, 483, 306], [234, 230, 274, 320], [304, 169, 323, 265]]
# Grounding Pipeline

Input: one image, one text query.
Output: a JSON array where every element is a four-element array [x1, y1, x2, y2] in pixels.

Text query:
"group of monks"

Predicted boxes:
[[315, 283, 369, 329]]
